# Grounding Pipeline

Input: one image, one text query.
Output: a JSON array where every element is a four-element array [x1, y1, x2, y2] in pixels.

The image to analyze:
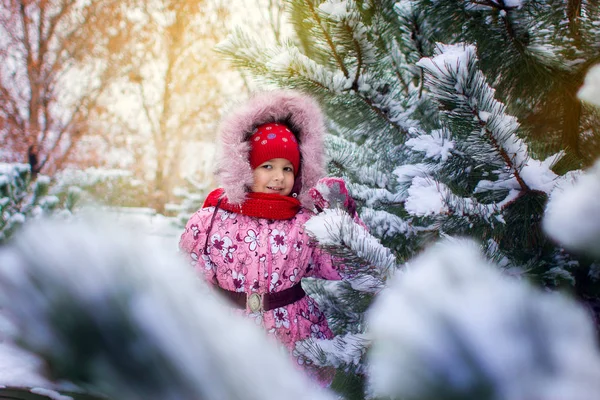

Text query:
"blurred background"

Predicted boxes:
[[2, 1, 600, 400], [0, 0, 291, 237]]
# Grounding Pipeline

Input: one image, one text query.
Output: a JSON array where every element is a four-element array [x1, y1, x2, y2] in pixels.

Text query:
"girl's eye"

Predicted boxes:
[[284, 167, 293, 172], [262, 164, 272, 169]]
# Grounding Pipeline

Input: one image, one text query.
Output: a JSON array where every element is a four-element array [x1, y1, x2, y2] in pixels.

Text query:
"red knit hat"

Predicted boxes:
[[249, 122, 300, 175]]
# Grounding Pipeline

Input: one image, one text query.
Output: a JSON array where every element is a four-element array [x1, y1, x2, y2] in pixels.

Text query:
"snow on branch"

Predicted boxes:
[[405, 128, 454, 163], [578, 64, 600, 107], [348, 182, 406, 207], [219, 28, 354, 93], [417, 43, 560, 195], [305, 208, 397, 290], [405, 176, 519, 222], [360, 207, 412, 239], [0, 163, 72, 243], [325, 134, 389, 188], [295, 333, 370, 374], [0, 218, 334, 400], [319, 0, 378, 69], [544, 161, 600, 258], [367, 238, 600, 400], [216, 27, 273, 72], [267, 46, 353, 93]]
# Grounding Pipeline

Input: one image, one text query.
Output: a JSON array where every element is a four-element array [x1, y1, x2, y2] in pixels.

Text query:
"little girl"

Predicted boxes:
[[179, 90, 350, 385]]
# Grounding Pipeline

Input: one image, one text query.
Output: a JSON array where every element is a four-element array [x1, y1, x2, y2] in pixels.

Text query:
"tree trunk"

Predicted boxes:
[[562, 82, 583, 160]]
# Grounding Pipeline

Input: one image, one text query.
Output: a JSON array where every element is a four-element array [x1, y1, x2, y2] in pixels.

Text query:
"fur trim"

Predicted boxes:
[[214, 90, 326, 209]]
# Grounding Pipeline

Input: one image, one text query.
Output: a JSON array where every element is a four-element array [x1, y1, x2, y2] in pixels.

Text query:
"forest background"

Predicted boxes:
[[1, 0, 285, 216], [2, 1, 600, 400]]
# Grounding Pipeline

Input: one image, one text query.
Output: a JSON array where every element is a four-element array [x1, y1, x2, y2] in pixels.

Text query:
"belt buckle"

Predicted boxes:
[[248, 292, 263, 313]]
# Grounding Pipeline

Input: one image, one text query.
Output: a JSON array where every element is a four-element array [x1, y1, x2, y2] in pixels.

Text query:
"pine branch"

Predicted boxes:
[[305, 208, 397, 291], [417, 43, 535, 193], [304, 0, 349, 78], [295, 333, 370, 374]]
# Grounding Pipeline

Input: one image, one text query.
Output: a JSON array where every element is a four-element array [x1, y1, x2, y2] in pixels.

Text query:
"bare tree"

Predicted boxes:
[[0, 0, 137, 175], [123, 0, 229, 213]]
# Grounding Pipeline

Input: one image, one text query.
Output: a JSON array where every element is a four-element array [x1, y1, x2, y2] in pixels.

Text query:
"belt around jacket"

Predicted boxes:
[[216, 284, 306, 312]]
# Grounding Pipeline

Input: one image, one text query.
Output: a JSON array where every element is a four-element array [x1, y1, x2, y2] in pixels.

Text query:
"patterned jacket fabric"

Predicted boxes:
[[179, 206, 341, 368]]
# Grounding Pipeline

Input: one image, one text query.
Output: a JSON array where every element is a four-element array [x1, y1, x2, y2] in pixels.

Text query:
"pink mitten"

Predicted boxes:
[[310, 177, 357, 217]]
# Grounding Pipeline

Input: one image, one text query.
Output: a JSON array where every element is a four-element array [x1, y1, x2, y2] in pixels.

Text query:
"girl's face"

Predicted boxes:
[[251, 158, 295, 196]]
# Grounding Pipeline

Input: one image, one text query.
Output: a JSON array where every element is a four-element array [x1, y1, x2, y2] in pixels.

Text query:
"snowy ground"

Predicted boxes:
[[0, 207, 181, 396]]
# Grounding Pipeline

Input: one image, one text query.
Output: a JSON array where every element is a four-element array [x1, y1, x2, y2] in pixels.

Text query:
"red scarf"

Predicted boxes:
[[203, 188, 301, 220]]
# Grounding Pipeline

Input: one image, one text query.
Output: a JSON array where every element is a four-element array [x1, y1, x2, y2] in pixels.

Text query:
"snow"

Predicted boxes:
[[494, 0, 523, 8], [0, 340, 52, 389], [544, 161, 600, 257], [36, 175, 51, 186], [578, 64, 600, 107], [404, 176, 448, 216], [318, 1, 350, 20], [476, 152, 561, 194], [405, 129, 454, 162], [393, 163, 430, 184], [52, 167, 137, 195], [416, 43, 473, 80], [349, 183, 406, 207], [78, 206, 181, 251], [267, 49, 295, 72], [0, 163, 30, 175], [519, 154, 560, 193], [265, 45, 353, 93], [8, 213, 26, 225], [30, 388, 74, 400], [360, 208, 410, 238], [367, 239, 600, 400], [305, 209, 347, 246]]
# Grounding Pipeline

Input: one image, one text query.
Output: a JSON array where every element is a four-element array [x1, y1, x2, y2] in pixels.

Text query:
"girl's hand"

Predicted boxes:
[[309, 177, 357, 217]]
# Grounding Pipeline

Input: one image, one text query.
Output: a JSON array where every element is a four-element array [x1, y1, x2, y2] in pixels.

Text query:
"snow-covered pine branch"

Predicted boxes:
[[393, 1, 434, 67], [405, 128, 455, 163], [215, 27, 275, 78], [301, 279, 366, 334], [0, 163, 74, 244], [295, 333, 370, 374], [0, 219, 334, 400], [347, 182, 406, 208], [368, 238, 600, 400], [305, 208, 397, 292], [325, 134, 390, 189], [359, 207, 411, 239], [417, 43, 560, 196], [266, 45, 355, 93], [352, 70, 417, 131], [318, 0, 378, 70], [405, 175, 519, 223]]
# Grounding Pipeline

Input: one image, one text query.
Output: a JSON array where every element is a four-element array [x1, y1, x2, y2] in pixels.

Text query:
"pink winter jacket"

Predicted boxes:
[[179, 206, 341, 352]]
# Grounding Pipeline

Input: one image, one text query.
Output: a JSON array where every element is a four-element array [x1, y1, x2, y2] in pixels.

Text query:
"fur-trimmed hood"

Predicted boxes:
[[214, 90, 327, 209]]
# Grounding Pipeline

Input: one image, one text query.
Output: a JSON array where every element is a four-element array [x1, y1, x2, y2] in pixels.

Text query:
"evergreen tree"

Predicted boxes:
[[170, 177, 211, 227], [218, 1, 600, 397], [0, 163, 78, 244]]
